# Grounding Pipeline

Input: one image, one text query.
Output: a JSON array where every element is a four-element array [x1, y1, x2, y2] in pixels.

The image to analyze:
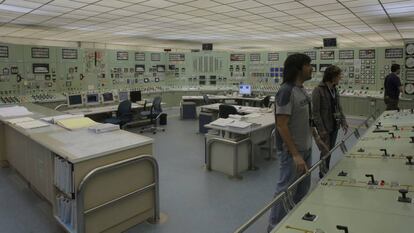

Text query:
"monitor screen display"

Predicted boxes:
[[130, 90, 141, 102], [86, 94, 99, 104], [68, 95, 82, 106], [118, 91, 129, 102], [239, 85, 251, 95], [102, 92, 114, 102]]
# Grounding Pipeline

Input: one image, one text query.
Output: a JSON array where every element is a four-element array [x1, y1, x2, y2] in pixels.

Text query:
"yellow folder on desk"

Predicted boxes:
[[56, 117, 98, 130]]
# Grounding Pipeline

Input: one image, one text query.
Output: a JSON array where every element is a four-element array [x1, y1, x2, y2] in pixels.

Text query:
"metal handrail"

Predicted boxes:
[[76, 155, 159, 233], [233, 114, 375, 233]]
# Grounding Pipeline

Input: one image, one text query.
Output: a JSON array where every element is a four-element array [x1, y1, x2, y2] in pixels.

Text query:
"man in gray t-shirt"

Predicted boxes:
[[268, 54, 328, 232]]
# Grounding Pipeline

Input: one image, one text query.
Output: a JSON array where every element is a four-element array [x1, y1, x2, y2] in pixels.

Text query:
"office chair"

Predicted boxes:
[[203, 94, 210, 105], [104, 100, 133, 128], [261, 95, 271, 108], [139, 96, 165, 134], [219, 104, 238, 118]]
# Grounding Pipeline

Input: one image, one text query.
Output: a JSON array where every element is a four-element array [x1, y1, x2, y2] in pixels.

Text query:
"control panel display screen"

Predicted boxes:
[[359, 49, 375, 59]]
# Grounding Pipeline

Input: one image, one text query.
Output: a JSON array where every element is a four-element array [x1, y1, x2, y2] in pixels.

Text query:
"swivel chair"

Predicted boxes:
[[261, 95, 271, 108], [139, 96, 165, 134], [219, 104, 238, 119], [203, 94, 210, 105], [104, 100, 133, 128]]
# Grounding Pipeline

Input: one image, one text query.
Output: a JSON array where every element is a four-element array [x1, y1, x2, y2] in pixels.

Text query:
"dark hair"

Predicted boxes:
[[323, 65, 342, 82], [283, 53, 311, 84], [391, 64, 400, 72]]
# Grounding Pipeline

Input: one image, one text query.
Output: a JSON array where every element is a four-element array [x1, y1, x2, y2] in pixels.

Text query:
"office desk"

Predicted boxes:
[[0, 103, 159, 233], [200, 103, 273, 115], [269, 110, 414, 233], [63, 103, 141, 116], [204, 112, 275, 178], [182, 95, 267, 106]]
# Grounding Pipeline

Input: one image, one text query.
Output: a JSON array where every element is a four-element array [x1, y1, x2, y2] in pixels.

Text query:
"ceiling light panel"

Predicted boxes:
[[39, 5, 74, 14], [185, 0, 221, 8], [166, 5, 197, 13], [3, 0, 43, 9], [207, 5, 237, 13], [228, 0, 265, 9], [271, 2, 304, 11], [50, 0, 88, 8], [341, 0, 380, 8], [97, 0, 133, 8], [300, 0, 338, 7], [140, 0, 177, 8]]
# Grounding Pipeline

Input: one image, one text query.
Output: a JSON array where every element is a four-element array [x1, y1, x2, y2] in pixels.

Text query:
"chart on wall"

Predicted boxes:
[[404, 40, 414, 96]]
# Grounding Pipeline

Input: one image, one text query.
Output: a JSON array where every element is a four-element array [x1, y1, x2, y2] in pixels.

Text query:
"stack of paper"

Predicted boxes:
[[56, 195, 76, 229], [15, 120, 50, 129], [6, 117, 35, 124], [54, 155, 74, 195], [0, 106, 33, 118], [88, 123, 120, 134], [56, 117, 98, 130], [41, 114, 84, 124], [210, 118, 235, 127], [227, 120, 252, 129]]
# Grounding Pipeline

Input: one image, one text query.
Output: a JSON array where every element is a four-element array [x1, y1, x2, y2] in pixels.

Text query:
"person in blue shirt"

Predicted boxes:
[[384, 64, 402, 110]]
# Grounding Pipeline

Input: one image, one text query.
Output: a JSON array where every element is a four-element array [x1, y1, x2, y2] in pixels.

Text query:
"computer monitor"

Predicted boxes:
[[118, 91, 129, 102], [239, 84, 251, 95], [67, 94, 83, 107], [130, 90, 142, 102], [102, 92, 114, 103], [86, 93, 99, 105]]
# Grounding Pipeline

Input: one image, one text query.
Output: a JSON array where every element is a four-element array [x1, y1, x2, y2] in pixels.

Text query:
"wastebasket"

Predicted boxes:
[[159, 113, 167, 125]]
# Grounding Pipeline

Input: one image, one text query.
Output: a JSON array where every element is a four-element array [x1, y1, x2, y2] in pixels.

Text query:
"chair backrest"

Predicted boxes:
[[203, 94, 210, 104], [261, 95, 271, 108], [117, 100, 132, 117], [152, 96, 162, 114], [219, 104, 238, 118]]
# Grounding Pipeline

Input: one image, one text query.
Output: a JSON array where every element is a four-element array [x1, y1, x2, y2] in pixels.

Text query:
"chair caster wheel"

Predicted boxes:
[[153, 132, 156, 134], [140, 131, 143, 133], [162, 129, 165, 132]]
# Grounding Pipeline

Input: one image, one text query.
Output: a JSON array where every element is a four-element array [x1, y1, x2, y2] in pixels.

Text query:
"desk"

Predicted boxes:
[[0, 103, 159, 233], [201, 103, 273, 115], [63, 103, 141, 116], [204, 111, 275, 178], [182, 95, 268, 107], [269, 110, 414, 233]]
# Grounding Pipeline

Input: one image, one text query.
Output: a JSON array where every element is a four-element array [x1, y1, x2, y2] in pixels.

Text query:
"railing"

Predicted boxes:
[[233, 114, 375, 233], [76, 155, 160, 233]]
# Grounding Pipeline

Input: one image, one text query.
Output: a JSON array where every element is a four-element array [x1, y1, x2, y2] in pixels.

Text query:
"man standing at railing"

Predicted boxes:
[[268, 53, 328, 232]]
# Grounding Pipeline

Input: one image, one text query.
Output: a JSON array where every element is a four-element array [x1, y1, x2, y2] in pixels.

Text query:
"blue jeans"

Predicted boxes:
[[267, 148, 312, 232]]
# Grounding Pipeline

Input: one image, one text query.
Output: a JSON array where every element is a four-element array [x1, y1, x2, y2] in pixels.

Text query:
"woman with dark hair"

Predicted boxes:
[[312, 65, 348, 178]]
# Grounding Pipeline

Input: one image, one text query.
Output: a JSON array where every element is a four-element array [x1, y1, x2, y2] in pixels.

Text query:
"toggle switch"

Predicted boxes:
[[380, 149, 388, 157], [338, 171, 347, 177], [365, 174, 378, 185], [398, 189, 411, 203], [336, 225, 349, 233], [302, 212, 317, 221], [406, 156, 413, 165]]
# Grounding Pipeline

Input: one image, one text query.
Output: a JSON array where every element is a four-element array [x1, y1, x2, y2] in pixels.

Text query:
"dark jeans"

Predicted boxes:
[[384, 97, 399, 111], [319, 129, 338, 177], [267, 148, 312, 232]]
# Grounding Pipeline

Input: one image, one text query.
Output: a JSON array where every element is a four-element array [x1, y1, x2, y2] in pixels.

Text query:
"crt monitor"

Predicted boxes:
[[118, 91, 129, 102], [86, 93, 99, 104], [67, 94, 82, 107], [102, 92, 114, 103], [239, 84, 252, 95], [130, 90, 142, 102]]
